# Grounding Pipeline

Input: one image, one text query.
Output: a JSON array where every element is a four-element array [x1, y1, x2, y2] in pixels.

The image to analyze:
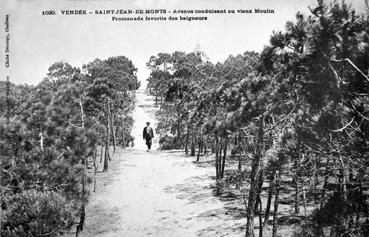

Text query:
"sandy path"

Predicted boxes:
[[80, 90, 245, 237]]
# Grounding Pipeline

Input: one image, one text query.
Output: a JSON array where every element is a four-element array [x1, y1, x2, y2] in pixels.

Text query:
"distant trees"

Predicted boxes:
[[83, 56, 138, 170], [0, 56, 138, 236], [147, 1, 369, 236]]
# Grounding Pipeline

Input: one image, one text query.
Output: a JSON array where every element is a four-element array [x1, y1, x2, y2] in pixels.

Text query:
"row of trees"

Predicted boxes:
[[147, 1, 369, 236], [0, 56, 138, 236]]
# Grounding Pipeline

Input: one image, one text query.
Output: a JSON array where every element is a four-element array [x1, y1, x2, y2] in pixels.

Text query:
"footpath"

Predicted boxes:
[[80, 90, 245, 237]]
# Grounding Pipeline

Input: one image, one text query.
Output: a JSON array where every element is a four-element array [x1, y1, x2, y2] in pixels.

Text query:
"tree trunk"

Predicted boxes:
[[176, 117, 181, 148], [122, 115, 125, 149], [211, 138, 215, 154], [293, 175, 300, 214], [185, 127, 189, 154], [302, 179, 307, 220], [77, 100, 86, 236], [111, 112, 116, 154], [258, 195, 263, 237], [245, 116, 264, 237], [218, 138, 223, 180], [337, 146, 347, 201], [221, 137, 228, 179], [100, 143, 104, 163], [313, 157, 319, 205], [196, 134, 201, 162], [263, 170, 275, 227], [215, 136, 219, 180], [93, 146, 97, 192], [238, 152, 242, 171], [272, 171, 280, 237], [254, 171, 265, 213], [103, 130, 110, 171], [190, 134, 196, 156], [204, 136, 207, 155], [75, 204, 85, 236], [321, 156, 330, 209], [237, 134, 243, 188], [103, 99, 110, 172], [237, 152, 243, 189], [199, 133, 203, 154]]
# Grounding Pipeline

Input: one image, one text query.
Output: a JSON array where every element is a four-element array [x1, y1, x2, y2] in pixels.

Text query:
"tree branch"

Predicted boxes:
[[331, 58, 369, 83], [330, 117, 354, 132]]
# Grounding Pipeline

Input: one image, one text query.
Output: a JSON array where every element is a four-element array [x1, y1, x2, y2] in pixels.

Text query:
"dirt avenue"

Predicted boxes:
[[79, 90, 244, 237]]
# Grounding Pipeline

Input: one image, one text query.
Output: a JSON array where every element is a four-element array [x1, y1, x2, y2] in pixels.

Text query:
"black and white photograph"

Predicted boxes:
[[1, 0, 369, 236]]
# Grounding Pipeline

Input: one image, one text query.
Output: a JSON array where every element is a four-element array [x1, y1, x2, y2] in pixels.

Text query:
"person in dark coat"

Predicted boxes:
[[143, 122, 154, 151]]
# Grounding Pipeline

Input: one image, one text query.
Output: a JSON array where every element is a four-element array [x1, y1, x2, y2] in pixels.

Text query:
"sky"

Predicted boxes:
[[0, 0, 366, 88]]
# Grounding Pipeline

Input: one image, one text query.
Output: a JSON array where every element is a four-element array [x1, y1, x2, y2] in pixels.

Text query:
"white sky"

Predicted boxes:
[[0, 0, 366, 88]]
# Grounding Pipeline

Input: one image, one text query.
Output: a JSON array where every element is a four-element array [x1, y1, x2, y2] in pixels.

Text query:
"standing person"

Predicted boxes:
[[143, 122, 154, 151]]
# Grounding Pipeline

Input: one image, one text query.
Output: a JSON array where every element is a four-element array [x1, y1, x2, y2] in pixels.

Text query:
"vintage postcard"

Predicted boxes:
[[1, 0, 368, 236]]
